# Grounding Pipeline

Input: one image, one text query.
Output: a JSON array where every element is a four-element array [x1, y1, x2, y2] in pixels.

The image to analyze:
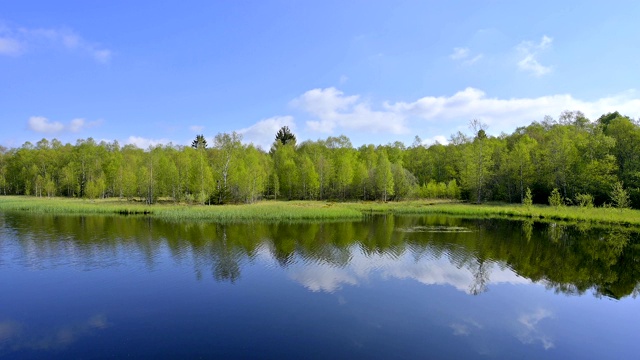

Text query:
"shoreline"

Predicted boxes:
[[0, 196, 639, 226]]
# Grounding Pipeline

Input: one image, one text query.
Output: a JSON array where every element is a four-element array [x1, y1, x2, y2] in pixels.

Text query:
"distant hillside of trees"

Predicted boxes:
[[0, 111, 638, 208]]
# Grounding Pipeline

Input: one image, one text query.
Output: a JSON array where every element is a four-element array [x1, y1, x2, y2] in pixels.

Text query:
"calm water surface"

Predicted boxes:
[[1, 213, 639, 359]]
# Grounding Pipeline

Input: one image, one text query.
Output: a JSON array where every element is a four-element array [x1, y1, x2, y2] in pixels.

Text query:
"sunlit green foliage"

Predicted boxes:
[[549, 188, 564, 208], [523, 187, 533, 207], [610, 181, 631, 209], [575, 193, 594, 208], [374, 150, 394, 201]]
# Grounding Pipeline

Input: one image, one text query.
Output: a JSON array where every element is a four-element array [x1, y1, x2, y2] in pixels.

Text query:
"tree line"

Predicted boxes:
[[0, 111, 638, 208]]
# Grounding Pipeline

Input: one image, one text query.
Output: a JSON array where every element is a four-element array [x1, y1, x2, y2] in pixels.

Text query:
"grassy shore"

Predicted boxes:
[[0, 196, 639, 225], [0, 196, 362, 221], [344, 201, 640, 226]]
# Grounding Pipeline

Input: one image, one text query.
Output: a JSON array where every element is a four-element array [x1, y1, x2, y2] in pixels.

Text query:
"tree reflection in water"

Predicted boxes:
[[1, 213, 639, 299]]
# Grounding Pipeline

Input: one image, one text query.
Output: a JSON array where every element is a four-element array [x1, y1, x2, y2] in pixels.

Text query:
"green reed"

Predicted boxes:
[[1, 196, 638, 225]]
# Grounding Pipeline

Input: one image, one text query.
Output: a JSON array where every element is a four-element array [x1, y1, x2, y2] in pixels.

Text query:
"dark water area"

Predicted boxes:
[[1, 213, 639, 359]]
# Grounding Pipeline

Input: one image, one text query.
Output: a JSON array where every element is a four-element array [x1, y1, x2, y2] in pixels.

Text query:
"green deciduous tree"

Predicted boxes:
[[213, 132, 243, 203], [375, 150, 394, 201], [510, 135, 537, 202], [549, 188, 563, 208], [446, 179, 461, 200], [272, 142, 298, 200], [575, 193, 594, 208], [459, 120, 493, 203], [604, 116, 640, 189], [610, 181, 630, 209], [392, 163, 416, 200], [523, 187, 533, 207], [298, 153, 319, 200]]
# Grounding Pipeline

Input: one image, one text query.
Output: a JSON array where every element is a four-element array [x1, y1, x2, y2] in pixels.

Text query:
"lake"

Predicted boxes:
[[1, 213, 639, 359]]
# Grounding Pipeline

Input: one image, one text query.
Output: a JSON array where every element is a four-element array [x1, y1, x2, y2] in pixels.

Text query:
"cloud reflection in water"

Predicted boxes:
[[517, 308, 555, 350], [283, 246, 530, 294], [0, 314, 109, 351]]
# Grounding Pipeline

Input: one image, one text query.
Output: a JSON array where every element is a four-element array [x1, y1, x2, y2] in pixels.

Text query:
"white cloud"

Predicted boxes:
[[92, 49, 112, 64], [464, 54, 483, 65], [25, 27, 112, 62], [339, 75, 349, 84], [450, 47, 482, 65], [28, 116, 64, 133], [237, 116, 295, 150], [518, 55, 551, 77], [69, 118, 85, 132], [0, 25, 111, 63], [291, 87, 408, 135], [189, 125, 205, 133], [422, 135, 449, 146], [245, 87, 640, 146], [0, 37, 23, 55], [27, 116, 102, 134], [517, 35, 553, 76], [68, 118, 102, 133], [126, 136, 172, 149], [450, 47, 469, 60], [386, 87, 640, 135], [292, 87, 359, 118], [540, 35, 552, 48]]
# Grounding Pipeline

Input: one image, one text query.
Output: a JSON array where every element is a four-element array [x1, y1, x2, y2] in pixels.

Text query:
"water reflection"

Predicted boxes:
[[284, 249, 530, 294], [517, 308, 554, 350], [1, 213, 639, 299], [0, 314, 108, 351], [450, 318, 483, 336]]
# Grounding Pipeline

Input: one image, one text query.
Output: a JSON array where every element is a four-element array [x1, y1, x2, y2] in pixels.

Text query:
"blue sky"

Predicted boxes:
[[2, 1, 639, 149]]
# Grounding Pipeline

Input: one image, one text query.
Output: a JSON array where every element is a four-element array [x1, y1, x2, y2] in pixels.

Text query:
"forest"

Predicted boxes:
[[0, 110, 639, 208]]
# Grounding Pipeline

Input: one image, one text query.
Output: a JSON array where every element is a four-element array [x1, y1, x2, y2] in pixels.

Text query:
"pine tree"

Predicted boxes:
[[274, 126, 296, 146], [191, 134, 207, 149]]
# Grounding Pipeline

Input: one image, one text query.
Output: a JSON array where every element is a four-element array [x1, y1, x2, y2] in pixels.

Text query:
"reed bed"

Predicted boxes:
[[0, 196, 361, 221], [346, 201, 640, 226], [1, 196, 639, 225]]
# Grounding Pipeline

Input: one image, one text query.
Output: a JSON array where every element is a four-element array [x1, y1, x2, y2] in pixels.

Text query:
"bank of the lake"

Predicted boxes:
[[0, 196, 638, 226]]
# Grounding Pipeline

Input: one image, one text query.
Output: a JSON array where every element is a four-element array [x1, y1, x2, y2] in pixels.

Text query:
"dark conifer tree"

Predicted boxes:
[[191, 134, 207, 149], [275, 126, 296, 146]]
